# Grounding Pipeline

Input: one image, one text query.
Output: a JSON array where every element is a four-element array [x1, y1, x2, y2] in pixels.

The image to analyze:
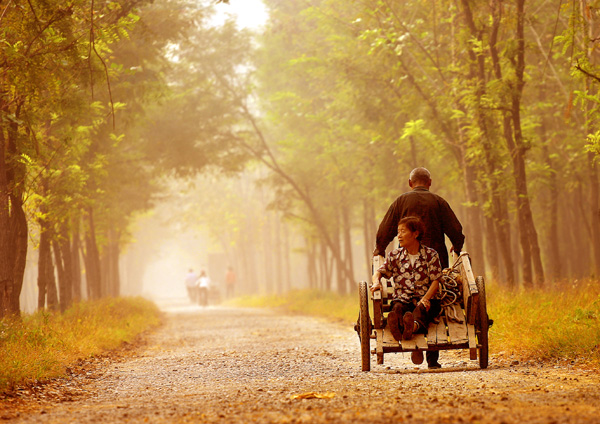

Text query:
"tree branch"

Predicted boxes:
[[88, 0, 116, 130], [575, 61, 600, 84]]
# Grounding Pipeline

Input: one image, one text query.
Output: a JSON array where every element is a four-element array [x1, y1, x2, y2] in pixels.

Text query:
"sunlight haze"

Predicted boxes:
[[214, 0, 267, 29]]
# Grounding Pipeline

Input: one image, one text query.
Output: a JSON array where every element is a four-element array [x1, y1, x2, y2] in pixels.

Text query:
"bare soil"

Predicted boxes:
[[1, 300, 599, 423]]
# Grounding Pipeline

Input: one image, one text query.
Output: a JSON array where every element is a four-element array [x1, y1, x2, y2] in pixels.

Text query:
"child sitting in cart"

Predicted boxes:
[[370, 216, 443, 354]]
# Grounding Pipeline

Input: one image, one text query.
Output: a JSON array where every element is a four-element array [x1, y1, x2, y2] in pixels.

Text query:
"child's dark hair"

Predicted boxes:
[[398, 216, 425, 241]]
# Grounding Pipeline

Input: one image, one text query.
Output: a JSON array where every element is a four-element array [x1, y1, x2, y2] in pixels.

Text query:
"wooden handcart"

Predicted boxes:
[[355, 252, 491, 371]]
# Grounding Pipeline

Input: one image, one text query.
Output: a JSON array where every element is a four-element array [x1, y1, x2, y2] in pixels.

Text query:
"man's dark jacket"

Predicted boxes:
[[373, 187, 465, 269]]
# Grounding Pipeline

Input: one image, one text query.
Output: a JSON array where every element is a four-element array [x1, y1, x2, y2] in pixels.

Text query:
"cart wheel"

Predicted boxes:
[[475, 276, 489, 369], [359, 281, 371, 372]]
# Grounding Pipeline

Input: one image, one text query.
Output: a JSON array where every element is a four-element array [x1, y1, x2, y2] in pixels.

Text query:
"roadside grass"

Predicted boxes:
[[486, 280, 600, 364], [227, 282, 600, 365], [227, 290, 357, 324], [0, 297, 161, 393]]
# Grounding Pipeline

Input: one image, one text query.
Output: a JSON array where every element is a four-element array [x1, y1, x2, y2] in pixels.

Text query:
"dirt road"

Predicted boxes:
[[2, 300, 599, 423]]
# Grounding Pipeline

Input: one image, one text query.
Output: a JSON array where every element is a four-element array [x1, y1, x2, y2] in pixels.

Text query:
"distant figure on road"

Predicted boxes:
[[185, 269, 199, 304], [373, 167, 465, 369], [198, 270, 211, 306], [225, 266, 236, 298]]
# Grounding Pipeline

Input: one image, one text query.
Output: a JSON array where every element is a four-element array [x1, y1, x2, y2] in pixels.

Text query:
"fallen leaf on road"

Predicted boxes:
[[290, 392, 336, 400]]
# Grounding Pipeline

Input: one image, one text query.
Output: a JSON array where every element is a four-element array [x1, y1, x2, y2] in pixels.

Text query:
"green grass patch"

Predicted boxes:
[[0, 297, 161, 393], [228, 283, 600, 365]]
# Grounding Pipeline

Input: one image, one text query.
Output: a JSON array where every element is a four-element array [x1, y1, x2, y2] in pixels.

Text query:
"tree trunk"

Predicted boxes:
[[100, 249, 109, 299], [318, 241, 326, 291], [510, 0, 545, 286], [511, 150, 534, 287], [567, 185, 592, 278], [46, 252, 59, 311], [36, 180, 58, 310], [462, 162, 485, 275], [320, 241, 332, 291], [0, 100, 27, 317], [9, 193, 27, 314], [461, 0, 515, 287], [489, 0, 531, 286], [362, 199, 376, 280], [283, 223, 291, 292], [576, 182, 593, 276], [71, 220, 82, 301], [588, 153, 600, 275], [274, 215, 283, 294], [60, 228, 74, 309], [37, 220, 51, 309], [495, 192, 515, 287], [241, 213, 258, 295], [53, 239, 68, 312], [84, 208, 102, 300], [540, 104, 561, 282], [240, 236, 251, 295], [109, 232, 121, 297], [341, 202, 354, 293], [102, 228, 121, 298], [561, 195, 575, 277], [332, 208, 346, 295], [306, 237, 317, 289], [0, 127, 10, 318], [547, 148, 561, 281], [483, 215, 500, 282], [263, 212, 273, 294], [580, 0, 600, 276], [38, 219, 59, 311]]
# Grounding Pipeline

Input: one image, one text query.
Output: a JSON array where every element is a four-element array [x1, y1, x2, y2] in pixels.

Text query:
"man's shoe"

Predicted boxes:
[[411, 350, 424, 364], [428, 362, 442, 369], [402, 312, 414, 340], [387, 311, 403, 341]]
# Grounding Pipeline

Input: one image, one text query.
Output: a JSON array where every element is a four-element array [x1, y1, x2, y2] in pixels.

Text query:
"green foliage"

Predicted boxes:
[[586, 131, 600, 157]]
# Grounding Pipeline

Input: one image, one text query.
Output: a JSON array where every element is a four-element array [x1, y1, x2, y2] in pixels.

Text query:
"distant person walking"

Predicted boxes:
[[185, 269, 199, 304], [225, 266, 236, 298], [198, 270, 211, 306]]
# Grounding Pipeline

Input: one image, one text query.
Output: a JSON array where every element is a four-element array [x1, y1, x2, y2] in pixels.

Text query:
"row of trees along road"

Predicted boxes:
[[244, 0, 600, 294], [0, 0, 251, 318], [170, 0, 600, 297], [2, 0, 600, 317]]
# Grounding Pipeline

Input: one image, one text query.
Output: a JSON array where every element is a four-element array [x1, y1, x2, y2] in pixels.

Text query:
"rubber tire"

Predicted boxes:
[[359, 281, 371, 372], [475, 276, 489, 369]]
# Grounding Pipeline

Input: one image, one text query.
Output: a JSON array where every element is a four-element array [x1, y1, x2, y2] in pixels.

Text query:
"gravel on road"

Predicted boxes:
[[1, 300, 599, 423]]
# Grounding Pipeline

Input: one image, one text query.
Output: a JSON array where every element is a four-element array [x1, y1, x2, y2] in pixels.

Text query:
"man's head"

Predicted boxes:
[[409, 167, 431, 189]]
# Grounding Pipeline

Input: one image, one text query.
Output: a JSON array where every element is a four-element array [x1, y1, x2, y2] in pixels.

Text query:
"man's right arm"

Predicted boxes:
[[440, 200, 465, 253], [373, 199, 400, 257]]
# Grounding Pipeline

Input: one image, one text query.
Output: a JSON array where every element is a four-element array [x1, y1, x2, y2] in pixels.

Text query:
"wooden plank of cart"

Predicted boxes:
[[355, 252, 492, 371]]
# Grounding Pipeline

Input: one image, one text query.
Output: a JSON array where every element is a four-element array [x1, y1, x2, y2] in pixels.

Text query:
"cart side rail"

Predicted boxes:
[[452, 252, 479, 325]]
